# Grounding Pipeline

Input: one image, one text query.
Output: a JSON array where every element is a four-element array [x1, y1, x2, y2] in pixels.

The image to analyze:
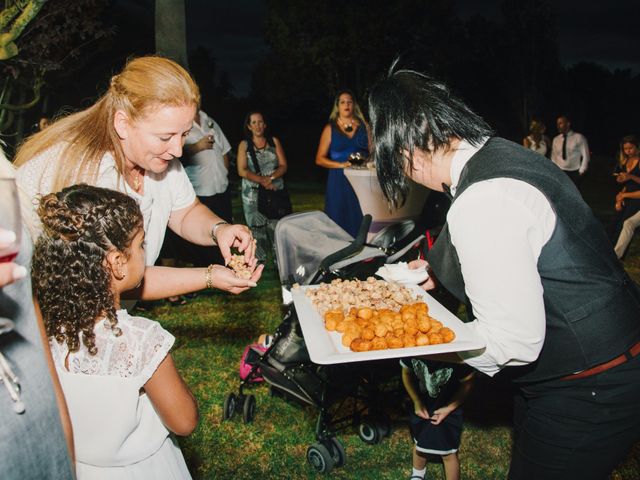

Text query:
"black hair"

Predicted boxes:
[[368, 65, 492, 208], [32, 184, 143, 355]]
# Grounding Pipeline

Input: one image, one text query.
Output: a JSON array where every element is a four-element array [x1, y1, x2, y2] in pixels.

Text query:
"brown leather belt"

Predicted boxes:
[[561, 340, 640, 380]]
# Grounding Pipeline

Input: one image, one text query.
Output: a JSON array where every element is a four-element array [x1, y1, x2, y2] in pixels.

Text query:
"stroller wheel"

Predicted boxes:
[[323, 437, 346, 468], [307, 443, 335, 474], [358, 417, 381, 445], [242, 394, 256, 424], [222, 393, 237, 421]]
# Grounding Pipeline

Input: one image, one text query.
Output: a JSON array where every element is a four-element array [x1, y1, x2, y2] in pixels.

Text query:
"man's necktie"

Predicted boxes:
[[562, 133, 567, 160]]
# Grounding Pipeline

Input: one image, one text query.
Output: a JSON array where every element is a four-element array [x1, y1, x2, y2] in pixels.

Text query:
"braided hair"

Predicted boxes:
[[32, 184, 143, 355]]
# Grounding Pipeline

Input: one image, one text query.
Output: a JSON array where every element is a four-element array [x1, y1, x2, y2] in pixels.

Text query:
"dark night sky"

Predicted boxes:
[[183, 0, 639, 98]]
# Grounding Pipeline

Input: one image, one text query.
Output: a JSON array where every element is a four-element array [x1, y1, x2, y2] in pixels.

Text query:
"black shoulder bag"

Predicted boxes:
[[246, 139, 292, 220]]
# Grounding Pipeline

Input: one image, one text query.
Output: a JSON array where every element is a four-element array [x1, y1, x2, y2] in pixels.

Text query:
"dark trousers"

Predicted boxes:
[[564, 169, 582, 189], [508, 354, 640, 480]]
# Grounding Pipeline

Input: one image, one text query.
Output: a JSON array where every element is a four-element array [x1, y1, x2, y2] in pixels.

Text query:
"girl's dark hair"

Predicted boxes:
[[368, 65, 493, 208], [32, 184, 143, 355]]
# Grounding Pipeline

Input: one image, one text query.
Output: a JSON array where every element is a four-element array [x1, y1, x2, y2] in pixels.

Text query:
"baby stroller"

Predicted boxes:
[[221, 212, 423, 474]]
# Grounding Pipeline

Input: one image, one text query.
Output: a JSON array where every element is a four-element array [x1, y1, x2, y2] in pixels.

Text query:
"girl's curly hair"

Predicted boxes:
[[32, 184, 143, 355]]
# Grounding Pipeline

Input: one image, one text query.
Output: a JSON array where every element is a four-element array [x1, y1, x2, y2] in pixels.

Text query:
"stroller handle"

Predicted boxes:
[[316, 214, 372, 276]]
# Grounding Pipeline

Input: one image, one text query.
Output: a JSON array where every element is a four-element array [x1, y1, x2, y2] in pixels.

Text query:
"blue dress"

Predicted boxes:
[[324, 123, 369, 237]]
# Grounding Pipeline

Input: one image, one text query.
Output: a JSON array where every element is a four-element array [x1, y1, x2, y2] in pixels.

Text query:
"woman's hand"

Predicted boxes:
[[0, 229, 26, 288], [616, 172, 629, 183], [215, 223, 257, 265], [342, 161, 352, 169], [260, 175, 275, 189], [209, 263, 264, 294], [408, 259, 437, 291]]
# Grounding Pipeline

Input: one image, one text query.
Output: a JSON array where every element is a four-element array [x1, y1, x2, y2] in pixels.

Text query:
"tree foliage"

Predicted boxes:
[[0, 0, 113, 140], [253, 0, 462, 121]]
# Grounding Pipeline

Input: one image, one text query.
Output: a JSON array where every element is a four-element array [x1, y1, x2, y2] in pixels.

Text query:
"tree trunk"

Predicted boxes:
[[155, 0, 188, 69]]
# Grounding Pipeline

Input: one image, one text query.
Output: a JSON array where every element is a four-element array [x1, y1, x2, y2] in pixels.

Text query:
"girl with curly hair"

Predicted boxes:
[[32, 184, 198, 479]]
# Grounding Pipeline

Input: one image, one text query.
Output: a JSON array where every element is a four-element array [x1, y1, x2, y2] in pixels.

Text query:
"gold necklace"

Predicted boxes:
[[130, 167, 144, 191]]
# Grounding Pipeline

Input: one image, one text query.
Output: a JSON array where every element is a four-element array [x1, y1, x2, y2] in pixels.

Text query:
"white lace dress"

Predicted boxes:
[[50, 310, 192, 479]]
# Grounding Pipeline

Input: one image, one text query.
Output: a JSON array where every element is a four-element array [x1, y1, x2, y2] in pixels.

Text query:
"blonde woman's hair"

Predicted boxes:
[[14, 56, 200, 192], [328, 89, 366, 124], [618, 134, 639, 167]]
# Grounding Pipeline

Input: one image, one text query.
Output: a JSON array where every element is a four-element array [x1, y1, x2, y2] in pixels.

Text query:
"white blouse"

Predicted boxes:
[[16, 145, 196, 266], [50, 311, 190, 478]]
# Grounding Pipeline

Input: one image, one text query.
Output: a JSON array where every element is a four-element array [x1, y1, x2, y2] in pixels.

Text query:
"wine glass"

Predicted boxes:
[[0, 178, 21, 264], [0, 178, 22, 336]]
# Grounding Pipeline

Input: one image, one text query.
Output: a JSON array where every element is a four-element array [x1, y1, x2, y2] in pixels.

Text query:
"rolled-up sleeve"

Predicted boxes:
[[448, 178, 555, 376]]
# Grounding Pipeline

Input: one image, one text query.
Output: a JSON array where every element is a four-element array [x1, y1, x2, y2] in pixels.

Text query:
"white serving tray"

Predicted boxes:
[[291, 284, 485, 365]]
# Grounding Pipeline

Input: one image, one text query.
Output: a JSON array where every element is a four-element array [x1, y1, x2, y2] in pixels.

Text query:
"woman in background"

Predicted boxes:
[[236, 111, 288, 263], [315, 90, 370, 237], [610, 134, 640, 246], [523, 119, 550, 158]]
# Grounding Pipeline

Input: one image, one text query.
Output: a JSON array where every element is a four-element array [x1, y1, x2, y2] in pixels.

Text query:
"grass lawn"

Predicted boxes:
[[138, 165, 640, 479]]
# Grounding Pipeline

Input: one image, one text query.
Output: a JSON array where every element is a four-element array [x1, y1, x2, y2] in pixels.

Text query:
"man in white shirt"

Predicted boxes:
[[368, 68, 640, 480], [180, 110, 232, 266], [550, 115, 590, 186]]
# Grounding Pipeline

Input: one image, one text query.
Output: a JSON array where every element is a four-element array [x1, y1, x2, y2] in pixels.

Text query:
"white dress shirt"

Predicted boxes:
[[551, 130, 590, 173], [447, 140, 556, 376], [184, 110, 232, 196]]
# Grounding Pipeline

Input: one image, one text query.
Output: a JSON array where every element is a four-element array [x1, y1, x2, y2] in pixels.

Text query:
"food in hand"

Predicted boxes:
[[228, 254, 252, 279], [322, 301, 455, 352]]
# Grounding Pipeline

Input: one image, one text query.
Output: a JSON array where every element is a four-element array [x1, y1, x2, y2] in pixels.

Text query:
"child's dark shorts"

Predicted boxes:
[[409, 408, 463, 455]]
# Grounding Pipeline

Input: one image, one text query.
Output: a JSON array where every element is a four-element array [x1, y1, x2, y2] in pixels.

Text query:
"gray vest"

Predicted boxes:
[[428, 137, 640, 383]]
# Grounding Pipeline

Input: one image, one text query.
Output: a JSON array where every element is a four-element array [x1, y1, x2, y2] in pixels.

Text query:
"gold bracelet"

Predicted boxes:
[[210, 221, 229, 245], [205, 264, 214, 289]]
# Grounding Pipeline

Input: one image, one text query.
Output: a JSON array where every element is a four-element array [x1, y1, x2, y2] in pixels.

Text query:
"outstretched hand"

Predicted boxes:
[[215, 224, 257, 266], [209, 263, 264, 294]]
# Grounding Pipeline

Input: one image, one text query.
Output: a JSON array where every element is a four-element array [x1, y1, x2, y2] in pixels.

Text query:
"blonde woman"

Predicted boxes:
[[522, 119, 550, 157], [15, 56, 262, 300], [315, 90, 371, 237]]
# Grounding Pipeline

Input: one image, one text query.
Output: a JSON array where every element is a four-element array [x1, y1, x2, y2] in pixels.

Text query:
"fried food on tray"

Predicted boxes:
[[321, 299, 456, 352]]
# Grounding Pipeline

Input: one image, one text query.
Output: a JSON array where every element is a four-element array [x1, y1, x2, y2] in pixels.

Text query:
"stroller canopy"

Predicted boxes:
[[274, 211, 386, 285]]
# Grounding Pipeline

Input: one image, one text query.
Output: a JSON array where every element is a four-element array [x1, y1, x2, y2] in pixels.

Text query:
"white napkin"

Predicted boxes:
[[375, 262, 429, 286]]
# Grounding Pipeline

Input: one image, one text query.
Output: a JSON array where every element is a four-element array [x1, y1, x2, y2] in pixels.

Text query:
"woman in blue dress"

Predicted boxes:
[[315, 90, 371, 237]]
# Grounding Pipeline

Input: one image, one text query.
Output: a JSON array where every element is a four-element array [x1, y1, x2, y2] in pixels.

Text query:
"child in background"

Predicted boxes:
[[32, 184, 198, 479], [401, 358, 474, 480]]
